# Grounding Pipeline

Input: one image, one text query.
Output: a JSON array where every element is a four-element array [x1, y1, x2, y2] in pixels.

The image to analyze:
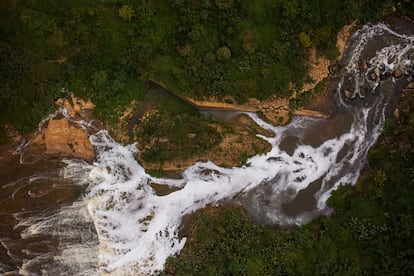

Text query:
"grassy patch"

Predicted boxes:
[[136, 111, 221, 164]]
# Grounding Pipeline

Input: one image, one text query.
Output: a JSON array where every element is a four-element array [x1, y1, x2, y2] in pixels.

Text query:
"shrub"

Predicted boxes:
[[216, 46, 232, 62]]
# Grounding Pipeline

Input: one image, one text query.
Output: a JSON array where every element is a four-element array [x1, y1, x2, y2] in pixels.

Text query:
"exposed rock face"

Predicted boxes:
[[56, 93, 95, 116], [369, 71, 378, 81], [43, 118, 95, 161], [22, 94, 98, 162]]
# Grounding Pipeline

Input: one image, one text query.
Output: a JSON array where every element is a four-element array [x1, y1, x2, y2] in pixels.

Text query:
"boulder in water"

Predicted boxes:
[[361, 60, 369, 71], [369, 71, 378, 81], [393, 69, 403, 78], [44, 118, 95, 161], [344, 89, 353, 99]]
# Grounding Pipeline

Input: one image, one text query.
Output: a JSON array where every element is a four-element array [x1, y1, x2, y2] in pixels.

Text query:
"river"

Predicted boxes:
[[1, 21, 413, 275]]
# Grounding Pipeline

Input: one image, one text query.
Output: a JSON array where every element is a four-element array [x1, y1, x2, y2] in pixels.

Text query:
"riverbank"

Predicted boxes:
[[158, 21, 355, 127], [125, 84, 272, 173], [124, 23, 355, 172], [165, 19, 414, 275]]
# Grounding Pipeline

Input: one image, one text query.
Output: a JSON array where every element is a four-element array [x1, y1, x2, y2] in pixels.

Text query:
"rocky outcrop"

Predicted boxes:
[[43, 118, 95, 161], [185, 97, 257, 112], [293, 108, 330, 119], [55, 93, 95, 116], [23, 117, 96, 162], [23, 94, 97, 162]]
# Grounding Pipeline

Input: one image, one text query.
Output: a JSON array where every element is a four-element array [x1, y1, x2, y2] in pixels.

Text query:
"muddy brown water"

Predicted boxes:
[[0, 147, 95, 274]]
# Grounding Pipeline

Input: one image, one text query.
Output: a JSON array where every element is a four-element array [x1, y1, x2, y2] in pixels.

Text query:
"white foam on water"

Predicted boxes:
[[82, 121, 328, 272], [341, 22, 414, 99], [15, 201, 99, 275], [78, 23, 414, 274], [82, 103, 385, 273]]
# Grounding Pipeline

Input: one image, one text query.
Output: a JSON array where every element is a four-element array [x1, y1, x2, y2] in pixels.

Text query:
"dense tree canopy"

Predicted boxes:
[[1, 0, 406, 140]]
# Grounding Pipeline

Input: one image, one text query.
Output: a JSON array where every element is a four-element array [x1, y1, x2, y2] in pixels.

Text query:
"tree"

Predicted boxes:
[[118, 5, 135, 21], [215, 0, 234, 10], [216, 46, 231, 61], [298, 32, 312, 48]]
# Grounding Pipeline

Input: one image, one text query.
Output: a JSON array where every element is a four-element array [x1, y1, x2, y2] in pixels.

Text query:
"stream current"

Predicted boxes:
[[1, 22, 414, 275]]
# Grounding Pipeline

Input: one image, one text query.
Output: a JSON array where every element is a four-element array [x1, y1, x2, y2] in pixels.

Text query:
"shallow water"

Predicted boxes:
[[1, 22, 413, 275], [0, 154, 98, 275]]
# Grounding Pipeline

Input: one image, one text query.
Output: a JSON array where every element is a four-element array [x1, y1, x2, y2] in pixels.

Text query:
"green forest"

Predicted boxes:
[[0, 0, 407, 141]]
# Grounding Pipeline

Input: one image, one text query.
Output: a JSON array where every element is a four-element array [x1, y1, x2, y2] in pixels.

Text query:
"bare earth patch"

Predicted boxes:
[[106, 100, 140, 144], [23, 94, 99, 162]]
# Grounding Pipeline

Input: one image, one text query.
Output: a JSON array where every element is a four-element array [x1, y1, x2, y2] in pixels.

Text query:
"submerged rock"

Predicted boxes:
[[380, 71, 391, 81]]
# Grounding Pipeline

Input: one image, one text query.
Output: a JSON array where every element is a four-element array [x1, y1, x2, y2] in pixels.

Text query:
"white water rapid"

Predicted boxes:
[[8, 22, 414, 275]]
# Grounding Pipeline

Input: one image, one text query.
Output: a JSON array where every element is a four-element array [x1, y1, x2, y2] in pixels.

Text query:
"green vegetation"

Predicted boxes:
[[289, 77, 330, 110], [165, 104, 414, 274], [135, 87, 222, 164], [1, 0, 413, 273], [136, 111, 221, 163], [0, 0, 401, 142]]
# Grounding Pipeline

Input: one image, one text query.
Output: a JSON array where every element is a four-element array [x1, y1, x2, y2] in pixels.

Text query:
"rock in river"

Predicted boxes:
[[44, 118, 95, 161], [344, 89, 353, 99], [393, 69, 403, 78], [24, 118, 96, 161], [369, 71, 378, 81]]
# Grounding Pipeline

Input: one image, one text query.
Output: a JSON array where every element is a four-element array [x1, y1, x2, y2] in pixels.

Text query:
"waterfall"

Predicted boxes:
[[5, 22, 413, 275], [74, 23, 413, 274]]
